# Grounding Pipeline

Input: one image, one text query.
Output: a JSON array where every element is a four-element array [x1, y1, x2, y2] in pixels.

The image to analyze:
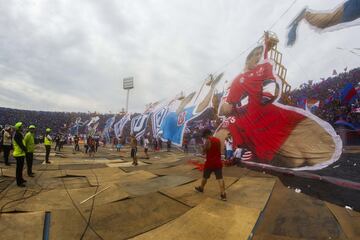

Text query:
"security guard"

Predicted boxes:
[[13, 122, 27, 187], [24, 125, 36, 177], [44, 128, 52, 163]]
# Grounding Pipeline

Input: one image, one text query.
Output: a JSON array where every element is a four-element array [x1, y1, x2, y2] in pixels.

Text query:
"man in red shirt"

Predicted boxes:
[[195, 129, 226, 201]]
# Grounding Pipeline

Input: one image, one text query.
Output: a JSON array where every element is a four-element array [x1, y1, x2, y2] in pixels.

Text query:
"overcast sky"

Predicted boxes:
[[0, 0, 359, 113]]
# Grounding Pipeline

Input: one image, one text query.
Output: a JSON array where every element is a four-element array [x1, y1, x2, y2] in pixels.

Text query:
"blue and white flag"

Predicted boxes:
[[113, 113, 131, 138], [103, 116, 116, 143], [160, 73, 223, 146], [70, 117, 85, 135], [131, 113, 150, 140], [86, 116, 100, 136]]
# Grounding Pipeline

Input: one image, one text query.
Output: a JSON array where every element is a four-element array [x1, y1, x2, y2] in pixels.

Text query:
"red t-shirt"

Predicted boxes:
[[204, 137, 222, 169], [225, 62, 306, 163]]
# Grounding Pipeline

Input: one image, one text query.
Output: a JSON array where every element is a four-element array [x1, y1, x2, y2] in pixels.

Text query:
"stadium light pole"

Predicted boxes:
[[123, 77, 134, 113]]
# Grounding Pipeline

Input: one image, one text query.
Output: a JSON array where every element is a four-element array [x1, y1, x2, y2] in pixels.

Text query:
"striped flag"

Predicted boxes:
[[241, 151, 253, 161], [340, 83, 357, 105]]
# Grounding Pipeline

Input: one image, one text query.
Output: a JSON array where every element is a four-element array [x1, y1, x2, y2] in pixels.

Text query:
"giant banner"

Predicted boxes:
[[215, 37, 342, 171], [103, 116, 115, 143], [160, 73, 223, 146], [113, 113, 131, 138]]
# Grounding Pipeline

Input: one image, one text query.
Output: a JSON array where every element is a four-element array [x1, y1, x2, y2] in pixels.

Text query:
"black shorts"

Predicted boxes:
[[203, 168, 223, 180], [144, 148, 148, 153], [131, 148, 137, 158], [89, 145, 95, 152]]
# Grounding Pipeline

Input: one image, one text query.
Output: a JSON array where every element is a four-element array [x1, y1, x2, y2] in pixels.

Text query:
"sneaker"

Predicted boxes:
[[220, 193, 227, 201], [194, 186, 203, 193], [28, 173, 35, 177], [17, 183, 26, 188]]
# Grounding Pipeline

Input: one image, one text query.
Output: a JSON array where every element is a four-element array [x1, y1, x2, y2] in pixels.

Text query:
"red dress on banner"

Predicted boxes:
[[225, 62, 305, 163]]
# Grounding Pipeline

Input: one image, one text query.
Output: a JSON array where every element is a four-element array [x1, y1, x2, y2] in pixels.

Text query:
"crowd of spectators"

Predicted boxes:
[[288, 68, 360, 128], [0, 107, 113, 136]]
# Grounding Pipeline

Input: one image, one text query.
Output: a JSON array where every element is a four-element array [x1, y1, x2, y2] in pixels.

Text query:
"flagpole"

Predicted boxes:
[[126, 89, 130, 113]]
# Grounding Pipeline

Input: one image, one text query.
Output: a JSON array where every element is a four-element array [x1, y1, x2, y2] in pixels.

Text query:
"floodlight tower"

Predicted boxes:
[[123, 77, 134, 113]]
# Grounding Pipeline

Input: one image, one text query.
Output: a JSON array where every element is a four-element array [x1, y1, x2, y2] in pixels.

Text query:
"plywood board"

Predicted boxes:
[[253, 181, 347, 239], [326, 202, 360, 240], [1, 185, 128, 212], [0, 211, 45, 240], [119, 175, 195, 196], [85, 193, 190, 240], [226, 176, 276, 210], [50, 208, 100, 240], [160, 177, 238, 207], [108, 161, 149, 168], [133, 198, 260, 240]]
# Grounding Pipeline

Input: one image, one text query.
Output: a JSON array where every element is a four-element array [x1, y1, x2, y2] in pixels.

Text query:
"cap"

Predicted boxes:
[[15, 122, 23, 130], [28, 125, 36, 129], [46, 128, 51, 132]]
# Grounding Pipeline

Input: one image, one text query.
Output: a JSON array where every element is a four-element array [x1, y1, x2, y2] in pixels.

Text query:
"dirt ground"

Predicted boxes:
[[0, 144, 359, 240]]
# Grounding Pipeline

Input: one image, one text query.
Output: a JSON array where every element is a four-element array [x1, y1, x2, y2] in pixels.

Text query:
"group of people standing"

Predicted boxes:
[[224, 133, 244, 165], [1, 122, 53, 187]]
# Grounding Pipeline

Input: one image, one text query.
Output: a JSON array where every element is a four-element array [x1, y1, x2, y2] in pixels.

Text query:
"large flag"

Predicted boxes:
[[287, 1, 360, 46], [131, 113, 150, 140], [130, 103, 161, 140], [150, 97, 180, 138], [160, 73, 223, 146], [113, 113, 131, 138], [340, 83, 357, 104], [69, 117, 85, 135], [87, 116, 100, 127], [305, 99, 320, 112], [86, 116, 100, 136], [102, 116, 116, 143]]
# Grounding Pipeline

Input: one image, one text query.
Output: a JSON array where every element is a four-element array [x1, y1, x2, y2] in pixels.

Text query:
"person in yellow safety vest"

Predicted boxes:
[[13, 122, 27, 187], [24, 125, 36, 177], [44, 128, 52, 163]]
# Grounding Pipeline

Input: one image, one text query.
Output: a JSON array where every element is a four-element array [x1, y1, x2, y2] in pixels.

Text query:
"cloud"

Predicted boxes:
[[0, 0, 358, 113]]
